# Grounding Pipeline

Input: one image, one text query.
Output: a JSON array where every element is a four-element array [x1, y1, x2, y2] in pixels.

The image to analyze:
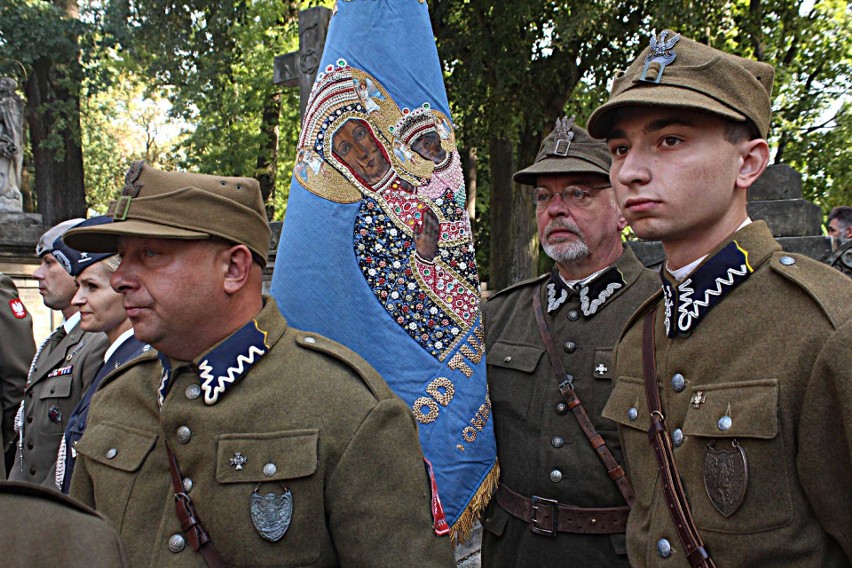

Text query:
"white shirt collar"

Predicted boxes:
[[63, 311, 81, 334], [559, 264, 611, 289], [103, 328, 135, 363]]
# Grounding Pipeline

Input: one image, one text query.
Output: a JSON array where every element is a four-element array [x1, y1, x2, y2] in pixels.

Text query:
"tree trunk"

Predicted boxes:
[[25, 55, 86, 226], [488, 137, 536, 291], [256, 92, 281, 220], [461, 145, 477, 235]]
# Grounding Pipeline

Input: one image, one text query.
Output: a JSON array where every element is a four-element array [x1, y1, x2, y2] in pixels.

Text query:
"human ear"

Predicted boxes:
[[735, 138, 770, 190], [222, 245, 254, 295]]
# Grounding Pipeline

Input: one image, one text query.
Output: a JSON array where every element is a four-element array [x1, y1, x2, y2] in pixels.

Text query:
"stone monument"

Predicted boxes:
[[0, 77, 25, 212]]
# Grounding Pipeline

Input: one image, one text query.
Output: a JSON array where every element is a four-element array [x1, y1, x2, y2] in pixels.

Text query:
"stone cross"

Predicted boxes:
[[273, 7, 333, 122]]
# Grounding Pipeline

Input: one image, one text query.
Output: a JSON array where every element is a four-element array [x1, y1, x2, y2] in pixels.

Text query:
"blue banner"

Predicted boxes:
[[271, 0, 496, 542]]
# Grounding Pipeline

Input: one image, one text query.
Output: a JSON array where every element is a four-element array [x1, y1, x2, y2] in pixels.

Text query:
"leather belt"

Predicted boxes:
[[496, 484, 629, 536]]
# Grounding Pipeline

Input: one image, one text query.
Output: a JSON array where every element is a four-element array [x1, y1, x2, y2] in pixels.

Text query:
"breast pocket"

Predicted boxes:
[[213, 430, 323, 568], [486, 341, 544, 421], [680, 380, 791, 533], [74, 421, 158, 528], [602, 377, 655, 507], [588, 348, 617, 431]]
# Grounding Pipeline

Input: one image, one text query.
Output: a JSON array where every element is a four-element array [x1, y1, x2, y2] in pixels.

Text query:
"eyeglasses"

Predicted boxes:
[[527, 184, 612, 208]]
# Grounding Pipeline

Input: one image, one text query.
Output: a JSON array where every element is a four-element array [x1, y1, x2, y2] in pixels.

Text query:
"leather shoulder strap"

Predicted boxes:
[[532, 286, 636, 507], [642, 310, 715, 568]]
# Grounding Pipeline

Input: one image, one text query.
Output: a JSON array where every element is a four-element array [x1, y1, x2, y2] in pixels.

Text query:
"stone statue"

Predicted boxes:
[[0, 77, 24, 212]]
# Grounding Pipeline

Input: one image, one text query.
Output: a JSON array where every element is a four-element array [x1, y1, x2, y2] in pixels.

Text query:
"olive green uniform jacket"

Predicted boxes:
[[10, 314, 108, 485], [0, 480, 127, 566], [605, 222, 852, 567], [481, 247, 658, 567], [0, 274, 35, 476], [70, 297, 454, 568]]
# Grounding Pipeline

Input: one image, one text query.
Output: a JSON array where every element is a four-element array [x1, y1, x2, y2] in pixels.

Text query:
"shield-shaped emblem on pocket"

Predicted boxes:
[[703, 440, 748, 517], [250, 485, 293, 542]]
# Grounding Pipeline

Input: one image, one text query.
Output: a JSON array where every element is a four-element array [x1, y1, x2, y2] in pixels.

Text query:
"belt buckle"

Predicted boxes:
[[529, 495, 559, 537]]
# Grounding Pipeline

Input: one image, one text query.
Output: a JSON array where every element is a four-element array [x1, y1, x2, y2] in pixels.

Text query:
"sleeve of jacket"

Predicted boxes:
[[797, 317, 852, 561], [0, 278, 35, 452], [326, 397, 455, 567], [77, 333, 110, 392]]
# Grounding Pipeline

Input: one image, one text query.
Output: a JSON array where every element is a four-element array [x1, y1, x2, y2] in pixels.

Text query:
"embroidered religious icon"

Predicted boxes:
[[271, 1, 496, 542]]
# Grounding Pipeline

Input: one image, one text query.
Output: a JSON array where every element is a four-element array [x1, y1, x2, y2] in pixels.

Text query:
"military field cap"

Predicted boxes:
[[52, 217, 115, 277], [513, 117, 610, 186], [587, 30, 775, 139], [36, 218, 86, 257], [63, 161, 272, 267]]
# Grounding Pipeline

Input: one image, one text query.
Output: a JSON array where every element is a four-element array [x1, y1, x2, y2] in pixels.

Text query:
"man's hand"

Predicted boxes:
[[414, 208, 439, 261]]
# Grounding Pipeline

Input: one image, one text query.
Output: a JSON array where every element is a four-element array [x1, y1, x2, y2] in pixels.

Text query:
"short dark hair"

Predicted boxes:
[[828, 206, 852, 229], [723, 121, 757, 144]]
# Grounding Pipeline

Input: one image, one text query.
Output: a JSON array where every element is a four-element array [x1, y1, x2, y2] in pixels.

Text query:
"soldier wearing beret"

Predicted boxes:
[[65, 162, 455, 567], [480, 118, 658, 566], [0, 480, 128, 566], [10, 220, 109, 486], [0, 273, 35, 477], [588, 30, 852, 566]]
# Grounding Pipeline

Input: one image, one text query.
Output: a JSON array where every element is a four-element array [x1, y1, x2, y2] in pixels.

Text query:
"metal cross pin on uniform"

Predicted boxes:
[[230, 452, 248, 470], [595, 363, 608, 375]]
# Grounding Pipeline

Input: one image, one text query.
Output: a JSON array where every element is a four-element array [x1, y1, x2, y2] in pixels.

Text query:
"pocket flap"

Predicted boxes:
[[75, 422, 158, 472], [682, 380, 778, 439], [40, 375, 73, 399], [602, 378, 646, 431], [486, 341, 544, 373], [217, 430, 318, 483]]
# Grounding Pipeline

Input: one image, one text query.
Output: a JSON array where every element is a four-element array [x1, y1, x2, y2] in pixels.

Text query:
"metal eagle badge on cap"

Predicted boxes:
[[551, 115, 575, 156], [641, 30, 681, 83], [250, 484, 293, 542], [704, 439, 748, 517]]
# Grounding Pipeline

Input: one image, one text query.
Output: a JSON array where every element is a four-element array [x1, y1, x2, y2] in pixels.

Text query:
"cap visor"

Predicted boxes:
[[588, 84, 747, 138], [513, 157, 609, 186], [63, 219, 210, 253]]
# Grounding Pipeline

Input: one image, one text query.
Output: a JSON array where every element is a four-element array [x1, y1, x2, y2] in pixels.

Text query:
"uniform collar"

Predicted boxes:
[[63, 311, 81, 334], [158, 298, 285, 407], [661, 221, 778, 338], [545, 262, 627, 318]]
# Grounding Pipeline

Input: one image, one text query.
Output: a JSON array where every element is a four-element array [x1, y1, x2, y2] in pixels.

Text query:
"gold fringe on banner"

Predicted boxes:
[[451, 459, 500, 545]]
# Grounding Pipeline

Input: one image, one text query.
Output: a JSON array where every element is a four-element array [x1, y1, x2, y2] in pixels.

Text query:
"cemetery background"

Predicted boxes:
[[1, 1, 849, 336]]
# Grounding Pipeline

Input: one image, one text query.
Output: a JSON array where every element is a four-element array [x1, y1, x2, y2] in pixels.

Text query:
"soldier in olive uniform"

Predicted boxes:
[[0, 273, 35, 477], [481, 119, 658, 566], [65, 162, 455, 567], [588, 31, 852, 566], [0, 480, 127, 566], [10, 220, 109, 485]]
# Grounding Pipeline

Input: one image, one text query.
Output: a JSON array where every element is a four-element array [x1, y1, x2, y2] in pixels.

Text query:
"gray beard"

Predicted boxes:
[[543, 239, 590, 264]]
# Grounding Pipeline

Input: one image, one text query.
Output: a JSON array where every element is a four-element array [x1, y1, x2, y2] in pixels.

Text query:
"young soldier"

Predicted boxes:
[[64, 162, 454, 567], [10, 220, 109, 485], [588, 30, 852, 566], [481, 118, 658, 566]]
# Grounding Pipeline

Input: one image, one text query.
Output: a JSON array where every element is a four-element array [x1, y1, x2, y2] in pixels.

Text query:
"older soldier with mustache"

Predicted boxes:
[[481, 117, 658, 567]]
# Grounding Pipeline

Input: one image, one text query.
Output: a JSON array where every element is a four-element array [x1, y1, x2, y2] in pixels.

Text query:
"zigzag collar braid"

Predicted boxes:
[[546, 265, 626, 318], [157, 320, 271, 407], [662, 239, 754, 338]]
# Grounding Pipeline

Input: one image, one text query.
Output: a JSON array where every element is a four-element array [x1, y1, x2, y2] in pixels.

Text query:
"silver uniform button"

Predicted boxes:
[[263, 463, 277, 477], [671, 373, 685, 392], [168, 534, 186, 553], [555, 402, 568, 415], [551, 436, 565, 449], [566, 309, 579, 321], [779, 255, 796, 266], [304, 336, 317, 344], [503, 356, 512, 363], [627, 407, 638, 421], [672, 428, 684, 447], [549, 469, 563, 483], [563, 341, 576, 353], [105, 448, 118, 459], [176, 426, 192, 444], [718, 415, 732, 431], [182, 477, 193, 493], [185, 384, 201, 400], [657, 538, 672, 558]]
